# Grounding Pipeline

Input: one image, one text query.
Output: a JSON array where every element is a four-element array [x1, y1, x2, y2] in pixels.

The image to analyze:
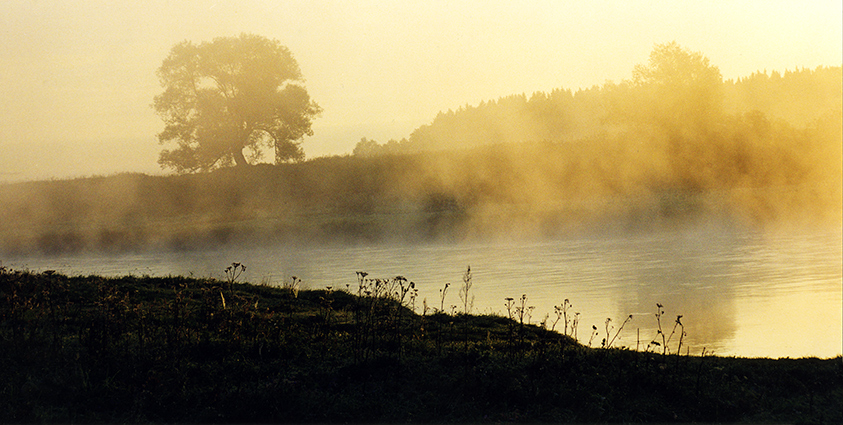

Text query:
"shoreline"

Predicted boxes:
[[2, 268, 840, 423]]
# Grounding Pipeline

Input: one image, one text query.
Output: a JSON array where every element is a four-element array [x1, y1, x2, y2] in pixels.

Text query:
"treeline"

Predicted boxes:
[[724, 66, 843, 128], [347, 44, 841, 233], [355, 62, 841, 155]]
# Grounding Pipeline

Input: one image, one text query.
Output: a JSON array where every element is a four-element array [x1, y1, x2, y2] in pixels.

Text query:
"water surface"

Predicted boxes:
[[5, 223, 840, 359]]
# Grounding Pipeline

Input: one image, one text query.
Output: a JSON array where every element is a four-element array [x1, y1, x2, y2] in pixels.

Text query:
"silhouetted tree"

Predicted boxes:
[[153, 33, 321, 172], [352, 138, 382, 157], [630, 41, 723, 134]]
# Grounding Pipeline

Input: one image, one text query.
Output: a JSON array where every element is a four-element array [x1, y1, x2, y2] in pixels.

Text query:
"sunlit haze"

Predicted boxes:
[[1, 1, 842, 362], [1, 0, 841, 181]]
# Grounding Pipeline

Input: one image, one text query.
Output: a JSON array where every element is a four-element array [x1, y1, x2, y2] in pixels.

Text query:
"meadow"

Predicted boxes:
[[1, 265, 840, 423]]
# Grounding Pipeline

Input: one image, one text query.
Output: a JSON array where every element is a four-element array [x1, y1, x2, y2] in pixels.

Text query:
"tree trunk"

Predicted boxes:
[[232, 147, 249, 167]]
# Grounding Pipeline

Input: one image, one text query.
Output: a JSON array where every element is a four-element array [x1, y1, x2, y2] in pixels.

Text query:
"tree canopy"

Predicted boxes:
[[357, 43, 841, 157], [154, 33, 321, 172], [630, 41, 723, 133]]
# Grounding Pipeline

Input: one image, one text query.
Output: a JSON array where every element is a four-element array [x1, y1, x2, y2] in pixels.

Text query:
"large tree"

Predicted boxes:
[[154, 34, 321, 172], [630, 41, 724, 134]]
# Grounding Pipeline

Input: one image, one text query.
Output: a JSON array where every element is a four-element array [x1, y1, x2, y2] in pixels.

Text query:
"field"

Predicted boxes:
[[1, 266, 840, 423]]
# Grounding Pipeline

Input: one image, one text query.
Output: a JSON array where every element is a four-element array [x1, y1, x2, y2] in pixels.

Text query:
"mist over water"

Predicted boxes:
[[5, 222, 840, 359], [1, 44, 840, 359]]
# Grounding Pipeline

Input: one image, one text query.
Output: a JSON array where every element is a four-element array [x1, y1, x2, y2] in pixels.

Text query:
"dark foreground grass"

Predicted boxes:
[[1, 267, 841, 424]]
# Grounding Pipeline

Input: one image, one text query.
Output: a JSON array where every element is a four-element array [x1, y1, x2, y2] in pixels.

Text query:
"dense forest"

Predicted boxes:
[[350, 45, 841, 233], [354, 65, 841, 155], [0, 44, 840, 255]]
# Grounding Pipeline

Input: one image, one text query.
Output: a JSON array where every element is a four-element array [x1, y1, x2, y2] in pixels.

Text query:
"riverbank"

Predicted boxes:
[[1, 268, 840, 423], [3, 135, 840, 257]]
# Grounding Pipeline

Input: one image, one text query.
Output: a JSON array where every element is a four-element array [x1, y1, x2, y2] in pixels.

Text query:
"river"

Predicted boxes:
[[4, 222, 840, 359]]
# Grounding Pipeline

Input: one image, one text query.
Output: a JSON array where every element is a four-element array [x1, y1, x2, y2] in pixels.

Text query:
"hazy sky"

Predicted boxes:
[[1, 0, 841, 181]]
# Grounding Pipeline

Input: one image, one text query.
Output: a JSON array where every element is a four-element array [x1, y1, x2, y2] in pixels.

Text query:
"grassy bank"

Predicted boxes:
[[1, 267, 841, 423], [3, 125, 840, 256]]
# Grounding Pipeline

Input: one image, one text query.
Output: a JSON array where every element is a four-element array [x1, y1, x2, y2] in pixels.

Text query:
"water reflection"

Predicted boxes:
[[612, 227, 746, 354], [4, 225, 840, 358]]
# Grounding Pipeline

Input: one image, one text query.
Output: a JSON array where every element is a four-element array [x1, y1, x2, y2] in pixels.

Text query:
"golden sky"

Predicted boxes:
[[1, 0, 841, 180]]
